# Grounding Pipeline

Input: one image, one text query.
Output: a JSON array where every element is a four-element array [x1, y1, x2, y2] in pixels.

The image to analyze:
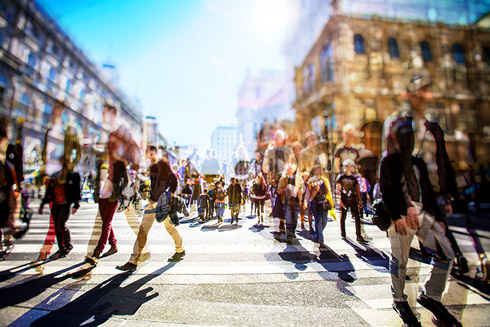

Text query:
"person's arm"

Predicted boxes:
[[356, 183, 363, 208]]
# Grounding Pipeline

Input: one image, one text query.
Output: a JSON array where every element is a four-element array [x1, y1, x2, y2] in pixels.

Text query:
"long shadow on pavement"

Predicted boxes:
[[344, 238, 390, 271], [0, 263, 84, 309], [29, 263, 177, 326]]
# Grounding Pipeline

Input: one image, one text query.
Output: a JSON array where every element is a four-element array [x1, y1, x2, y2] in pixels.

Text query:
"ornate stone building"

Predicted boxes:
[[0, 0, 143, 175], [293, 0, 490, 177]]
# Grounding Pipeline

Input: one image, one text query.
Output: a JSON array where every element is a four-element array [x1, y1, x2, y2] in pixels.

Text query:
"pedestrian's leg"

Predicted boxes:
[[340, 206, 347, 238], [388, 223, 416, 302], [129, 202, 157, 264], [124, 204, 150, 256], [163, 216, 184, 253], [86, 207, 103, 256], [59, 204, 72, 251], [51, 204, 63, 251], [350, 202, 362, 239], [39, 203, 56, 257], [94, 199, 118, 256], [416, 208, 455, 302]]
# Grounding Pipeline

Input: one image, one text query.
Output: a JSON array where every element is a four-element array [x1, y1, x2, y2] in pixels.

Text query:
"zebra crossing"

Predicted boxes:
[[0, 200, 488, 326]]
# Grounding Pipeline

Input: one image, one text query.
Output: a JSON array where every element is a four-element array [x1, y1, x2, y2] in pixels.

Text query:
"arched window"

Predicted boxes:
[[388, 37, 400, 58], [452, 44, 465, 65], [420, 41, 432, 62], [354, 34, 365, 55]]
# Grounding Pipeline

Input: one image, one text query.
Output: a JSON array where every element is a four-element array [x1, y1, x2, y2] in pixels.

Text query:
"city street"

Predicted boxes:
[[0, 201, 489, 326]]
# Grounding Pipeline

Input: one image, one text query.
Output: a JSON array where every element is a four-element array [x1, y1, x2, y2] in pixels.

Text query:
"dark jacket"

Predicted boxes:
[[227, 183, 242, 203], [380, 153, 441, 222], [149, 161, 177, 202], [41, 172, 81, 210]]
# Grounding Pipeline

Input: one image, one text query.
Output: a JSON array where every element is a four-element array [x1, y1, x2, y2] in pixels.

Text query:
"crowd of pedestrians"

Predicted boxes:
[[1, 69, 487, 327]]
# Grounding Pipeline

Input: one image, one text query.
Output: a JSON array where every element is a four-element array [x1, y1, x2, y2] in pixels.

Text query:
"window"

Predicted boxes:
[[321, 44, 334, 83], [388, 37, 400, 59], [0, 32, 3, 48], [452, 44, 465, 65], [65, 80, 72, 100], [42, 103, 52, 125], [420, 41, 432, 62], [26, 53, 36, 76], [48, 68, 56, 90], [354, 34, 365, 55]]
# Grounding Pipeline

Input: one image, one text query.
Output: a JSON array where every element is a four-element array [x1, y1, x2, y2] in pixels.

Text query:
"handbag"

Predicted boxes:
[[156, 191, 171, 223], [372, 198, 391, 231], [316, 198, 332, 211]]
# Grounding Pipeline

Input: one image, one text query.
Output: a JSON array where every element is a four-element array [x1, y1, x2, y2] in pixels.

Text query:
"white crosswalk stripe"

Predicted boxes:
[[0, 200, 489, 326]]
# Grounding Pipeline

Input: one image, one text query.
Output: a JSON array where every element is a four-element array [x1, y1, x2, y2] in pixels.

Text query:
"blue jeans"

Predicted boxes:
[[312, 205, 328, 243], [215, 202, 225, 217], [285, 202, 300, 237]]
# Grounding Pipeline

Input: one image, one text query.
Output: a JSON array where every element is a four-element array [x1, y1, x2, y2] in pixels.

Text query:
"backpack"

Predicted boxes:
[[216, 189, 226, 201]]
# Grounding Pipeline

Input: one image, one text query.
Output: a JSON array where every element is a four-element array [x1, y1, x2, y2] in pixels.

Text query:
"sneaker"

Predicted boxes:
[[357, 237, 370, 243], [392, 301, 421, 326], [116, 262, 137, 272], [417, 293, 462, 327], [103, 245, 118, 257], [361, 234, 373, 241], [49, 250, 65, 260], [168, 250, 186, 262], [319, 242, 328, 249], [138, 252, 151, 263], [63, 244, 74, 256]]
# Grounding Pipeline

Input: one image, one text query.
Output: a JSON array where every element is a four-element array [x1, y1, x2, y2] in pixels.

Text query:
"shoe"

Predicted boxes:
[[361, 234, 373, 241], [357, 237, 369, 243], [63, 244, 74, 256], [319, 242, 327, 248], [116, 262, 137, 272], [138, 252, 151, 263], [301, 222, 305, 229], [103, 245, 118, 257], [417, 293, 461, 327], [392, 301, 421, 326], [168, 250, 186, 262], [85, 256, 98, 266], [49, 250, 65, 260]]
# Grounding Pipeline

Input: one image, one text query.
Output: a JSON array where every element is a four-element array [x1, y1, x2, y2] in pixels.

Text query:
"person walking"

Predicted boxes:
[[214, 181, 226, 223], [252, 175, 267, 225], [381, 70, 462, 327], [116, 149, 185, 272], [307, 164, 333, 248], [336, 159, 368, 243], [227, 177, 242, 224]]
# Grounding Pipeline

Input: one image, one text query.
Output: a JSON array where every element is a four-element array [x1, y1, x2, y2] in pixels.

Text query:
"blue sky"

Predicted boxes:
[[37, 0, 298, 154]]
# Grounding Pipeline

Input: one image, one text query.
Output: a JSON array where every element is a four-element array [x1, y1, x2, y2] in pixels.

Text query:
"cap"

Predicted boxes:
[[405, 69, 432, 93]]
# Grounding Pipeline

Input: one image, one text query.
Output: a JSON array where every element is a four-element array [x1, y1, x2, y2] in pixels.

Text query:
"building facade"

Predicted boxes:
[[0, 0, 143, 175], [211, 126, 238, 164], [294, 0, 490, 177], [142, 115, 169, 150]]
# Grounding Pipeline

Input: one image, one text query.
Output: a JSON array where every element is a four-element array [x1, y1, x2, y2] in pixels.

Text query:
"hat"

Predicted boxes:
[[405, 69, 432, 93]]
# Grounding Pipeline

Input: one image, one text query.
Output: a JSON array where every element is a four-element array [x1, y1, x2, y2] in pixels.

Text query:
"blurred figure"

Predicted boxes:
[[381, 70, 462, 327], [0, 119, 22, 260], [214, 181, 226, 223], [207, 183, 216, 219], [227, 177, 242, 224], [86, 104, 141, 266], [32, 100, 82, 266], [334, 124, 359, 176], [252, 175, 267, 225], [336, 159, 369, 243], [307, 164, 333, 248], [201, 149, 220, 175], [198, 188, 210, 223], [262, 129, 296, 185], [277, 162, 305, 244]]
